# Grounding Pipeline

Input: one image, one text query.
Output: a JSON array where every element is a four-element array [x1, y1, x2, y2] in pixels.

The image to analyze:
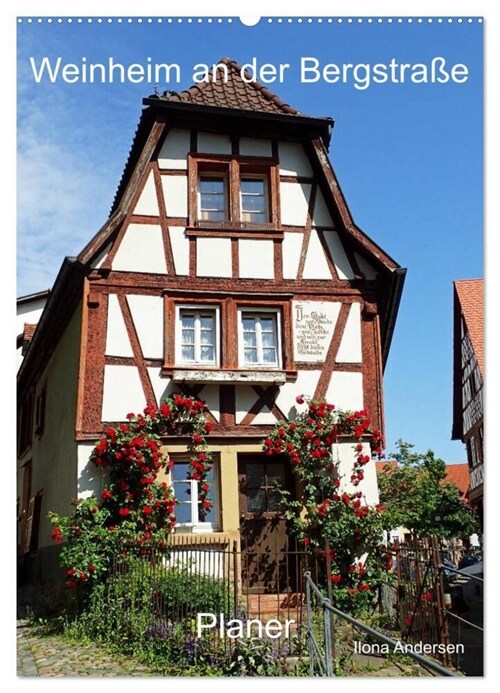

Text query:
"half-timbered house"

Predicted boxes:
[[452, 279, 484, 530], [17, 58, 406, 582]]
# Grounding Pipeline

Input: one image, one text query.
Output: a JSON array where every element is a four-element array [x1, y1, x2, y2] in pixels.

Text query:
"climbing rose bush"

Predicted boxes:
[[49, 394, 213, 590], [263, 396, 391, 614]]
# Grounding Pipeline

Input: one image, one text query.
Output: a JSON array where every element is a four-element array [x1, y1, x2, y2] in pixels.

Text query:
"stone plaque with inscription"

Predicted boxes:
[[293, 301, 341, 362]]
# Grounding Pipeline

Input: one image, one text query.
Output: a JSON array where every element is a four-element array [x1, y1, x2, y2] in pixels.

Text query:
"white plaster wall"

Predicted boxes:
[[336, 303, 362, 363], [282, 232, 303, 280], [101, 365, 145, 421], [127, 294, 164, 359], [236, 387, 276, 424], [169, 226, 190, 275], [279, 142, 313, 176], [303, 229, 332, 280], [239, 137, 272, 157], [199, 384, 220, 422], [333, 442, 379, 506], [157, 129, 190, 170], [354, 252, 379, 279], [292, 301, 341, 363], [147, 368, 177, 404], [198, 132, 232, 155], [133, 171, 160, 216], [77, 443, 104, 499], [196, 237, 232, 277], [323, 230, 355, 280], [112, 224, 167, 274], [325, 371, 364, 412], [105, 294, 133, 357], [275, 370, 322, 419], [313, 189, 335, 227], [239, 239, 274, 279], [161, 175, 188, 217], [280, 182, 311, 226]]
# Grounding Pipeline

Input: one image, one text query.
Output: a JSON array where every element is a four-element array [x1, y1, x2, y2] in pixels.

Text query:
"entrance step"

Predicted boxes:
[[240, 593, 306, 620]]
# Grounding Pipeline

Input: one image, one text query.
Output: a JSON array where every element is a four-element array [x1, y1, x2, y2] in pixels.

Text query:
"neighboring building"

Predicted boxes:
[[452, 279, 484, 529], [17, 59, 405, 584], [16, 290, 50, 369]]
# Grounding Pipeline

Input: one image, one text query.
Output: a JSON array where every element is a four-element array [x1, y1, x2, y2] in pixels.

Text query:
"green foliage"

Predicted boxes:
[[224, 637, 289, 676], [378, 440, 478, 540]]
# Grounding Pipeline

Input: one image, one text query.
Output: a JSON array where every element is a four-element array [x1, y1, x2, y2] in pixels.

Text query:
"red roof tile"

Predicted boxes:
[[153, 57, 300, 115], [443, 463, 470, 497], [375, 460, 397, 474], [454, 279, 484, 377]]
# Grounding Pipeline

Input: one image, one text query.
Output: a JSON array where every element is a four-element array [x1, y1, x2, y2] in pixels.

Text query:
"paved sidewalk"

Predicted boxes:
[[16, 620, 159, 677]]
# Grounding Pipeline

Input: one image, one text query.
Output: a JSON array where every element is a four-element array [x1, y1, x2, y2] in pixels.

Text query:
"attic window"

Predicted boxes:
[[240, 177, 268, 223], [199, 176, 227, 221], [189, 154, 280, 235]]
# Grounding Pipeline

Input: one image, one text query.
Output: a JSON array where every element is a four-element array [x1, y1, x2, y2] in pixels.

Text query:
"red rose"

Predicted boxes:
[[66, 567, 75, 576], [303, 537, 310, 546], [51, 527, 63, 543], [142, 505, 153, 515], [331, 574, 342, 584], [101, 489, 113, 501], [119, 507, 130, 517], [88, 565, 96, 574], [160, 404, 171, 417], [204, 422, 214, 432], [66, 580, 78, 589], [359, 583, 371, 592], [296, 395, 304, 404]]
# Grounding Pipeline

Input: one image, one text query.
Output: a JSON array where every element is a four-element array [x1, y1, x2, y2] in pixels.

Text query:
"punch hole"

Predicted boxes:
[[240, 17, 261, 26]]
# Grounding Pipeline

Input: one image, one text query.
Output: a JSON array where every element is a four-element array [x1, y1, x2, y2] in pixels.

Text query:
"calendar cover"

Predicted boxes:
[[16, 11, 484, 680]]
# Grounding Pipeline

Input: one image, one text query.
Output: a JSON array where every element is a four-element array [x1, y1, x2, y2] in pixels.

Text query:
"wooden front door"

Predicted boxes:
[[238, 454, 297, 593]]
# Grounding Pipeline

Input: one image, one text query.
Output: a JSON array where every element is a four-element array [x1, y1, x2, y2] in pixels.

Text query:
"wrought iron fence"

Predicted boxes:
[[393, 537, 450, 664], [304, 571, 456, 677]]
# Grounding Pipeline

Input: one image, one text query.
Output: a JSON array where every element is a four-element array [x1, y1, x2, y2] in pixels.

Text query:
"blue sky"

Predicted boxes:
[[16, 16, 483, 463]]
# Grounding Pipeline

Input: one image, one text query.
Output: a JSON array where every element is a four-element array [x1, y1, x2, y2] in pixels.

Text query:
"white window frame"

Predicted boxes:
[[237, 307, 282, 369], [170, 458, 220, 533], [239, 175, 269, 223], [198, 173, 228, 222], [176, 305, 220, 367]]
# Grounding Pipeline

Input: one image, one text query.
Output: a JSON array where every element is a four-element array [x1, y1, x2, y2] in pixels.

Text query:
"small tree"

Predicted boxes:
[[377, 440, 478, 540]]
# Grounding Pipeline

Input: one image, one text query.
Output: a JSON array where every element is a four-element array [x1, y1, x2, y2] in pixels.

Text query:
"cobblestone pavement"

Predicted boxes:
[[16, 620, 159, 677]]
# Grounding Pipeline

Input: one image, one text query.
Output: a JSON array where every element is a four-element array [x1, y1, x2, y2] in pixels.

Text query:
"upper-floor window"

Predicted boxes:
[[238, 309, 281, 368], [177, 306, 219, 366]]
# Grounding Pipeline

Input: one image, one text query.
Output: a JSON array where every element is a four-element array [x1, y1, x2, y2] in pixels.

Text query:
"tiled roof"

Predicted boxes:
[[150, 57, 301, 115], [375, 460, 397, 474], [443, 463, 470, 497], [454, 279, 484, 377]]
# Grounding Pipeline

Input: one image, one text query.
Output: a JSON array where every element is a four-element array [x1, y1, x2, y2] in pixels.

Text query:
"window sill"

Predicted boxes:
[[169, 368, 290, 384], [186, 223, 283, 240]]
